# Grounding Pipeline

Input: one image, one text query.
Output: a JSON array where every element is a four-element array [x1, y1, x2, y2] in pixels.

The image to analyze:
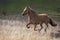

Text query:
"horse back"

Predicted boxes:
[[38, 14, 48, 16], [38, 14, 50, 22]]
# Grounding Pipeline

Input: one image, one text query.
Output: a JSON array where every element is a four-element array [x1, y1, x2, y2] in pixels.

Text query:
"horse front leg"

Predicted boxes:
[[38, 24, 43, 32], [26, 23, 31, 29], [44, 23, 48, 32], [34, 24, 37, 31]]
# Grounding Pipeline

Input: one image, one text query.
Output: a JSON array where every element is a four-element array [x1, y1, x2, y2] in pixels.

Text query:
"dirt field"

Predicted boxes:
[[0, 14, 60, 40]]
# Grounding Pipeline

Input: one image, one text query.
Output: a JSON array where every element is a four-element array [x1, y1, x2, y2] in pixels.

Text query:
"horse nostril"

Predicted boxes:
[[22, 14, 24, 16]]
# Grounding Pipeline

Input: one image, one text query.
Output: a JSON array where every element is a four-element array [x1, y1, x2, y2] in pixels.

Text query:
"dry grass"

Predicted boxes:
[[0, 15, 60, 40]]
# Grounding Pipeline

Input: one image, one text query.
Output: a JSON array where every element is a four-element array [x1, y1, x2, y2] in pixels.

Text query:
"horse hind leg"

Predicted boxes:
[[38, 24, 43, 32], [44, 23, 48, 32]]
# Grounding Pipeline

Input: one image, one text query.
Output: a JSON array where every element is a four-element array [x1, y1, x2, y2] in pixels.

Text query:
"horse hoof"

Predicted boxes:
[[44, 30, 46, 32], [34, 30, 37, 31], [26, 26, 30, 29], [38, 29, 41, 32]]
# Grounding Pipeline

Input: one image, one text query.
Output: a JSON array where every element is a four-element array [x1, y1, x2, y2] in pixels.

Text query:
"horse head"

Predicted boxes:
[[22, 6, 32, 16]]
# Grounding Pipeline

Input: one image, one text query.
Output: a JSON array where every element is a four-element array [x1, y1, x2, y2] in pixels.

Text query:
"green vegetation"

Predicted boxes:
[[0, 0, 60, 15]]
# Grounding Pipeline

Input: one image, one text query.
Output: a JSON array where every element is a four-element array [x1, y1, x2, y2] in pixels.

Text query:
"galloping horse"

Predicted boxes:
[[22, 6, 57, 32]]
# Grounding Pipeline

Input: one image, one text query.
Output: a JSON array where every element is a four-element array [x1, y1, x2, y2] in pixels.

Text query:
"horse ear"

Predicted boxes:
[[26, 6, 29, 8], [29, 6, 31, 9], [26, 6, 30, 8], [25, 6, 31, 10]]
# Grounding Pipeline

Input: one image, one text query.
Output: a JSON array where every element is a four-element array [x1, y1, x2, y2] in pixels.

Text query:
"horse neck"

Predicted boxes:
[[28, 10, 37, 18]]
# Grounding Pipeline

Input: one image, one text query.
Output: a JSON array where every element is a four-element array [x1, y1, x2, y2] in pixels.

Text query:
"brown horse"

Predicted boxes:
[[22, 6, 57, 32]]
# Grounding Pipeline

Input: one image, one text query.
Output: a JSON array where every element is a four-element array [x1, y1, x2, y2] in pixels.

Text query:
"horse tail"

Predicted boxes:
[[49, 18, 57, 27]]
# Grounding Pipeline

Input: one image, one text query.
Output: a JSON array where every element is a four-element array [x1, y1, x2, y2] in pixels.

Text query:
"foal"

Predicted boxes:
[[22, 6, 57, 32]]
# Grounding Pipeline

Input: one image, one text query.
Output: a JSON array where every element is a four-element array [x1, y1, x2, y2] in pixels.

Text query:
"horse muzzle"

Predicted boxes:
[[22, 14, 25, 16], [22, 13, 27, 16], [22, 12, 24, 16]]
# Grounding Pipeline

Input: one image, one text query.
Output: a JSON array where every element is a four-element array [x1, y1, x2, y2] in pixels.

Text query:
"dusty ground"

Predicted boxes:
[[0, 14, 60, 40]]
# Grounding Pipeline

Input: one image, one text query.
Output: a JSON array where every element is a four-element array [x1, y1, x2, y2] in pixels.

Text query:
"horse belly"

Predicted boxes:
[[30, 18, 40, 24], [38, 16, 49, 23], [40, 16, 49, 23]]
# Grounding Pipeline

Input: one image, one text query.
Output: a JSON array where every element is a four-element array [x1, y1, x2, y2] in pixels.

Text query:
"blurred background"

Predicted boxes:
[[0, 0, 60, 40], [0, 0, 60, 15], [0, 0, 60, 21]]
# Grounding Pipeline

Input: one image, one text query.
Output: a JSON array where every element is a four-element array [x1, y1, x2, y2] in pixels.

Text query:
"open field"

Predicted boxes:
[[0, 0, 60, 40], [0, 14, 60, 40]]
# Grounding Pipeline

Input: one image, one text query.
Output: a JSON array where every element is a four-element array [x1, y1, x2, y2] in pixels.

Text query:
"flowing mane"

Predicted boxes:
[[30, 9, 36, 13], [28, 6, 36, 13]]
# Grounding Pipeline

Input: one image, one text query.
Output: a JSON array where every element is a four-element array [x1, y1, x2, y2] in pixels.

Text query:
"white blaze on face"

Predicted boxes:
[[23, 7, 27, 12], [22, 7, 27, 14]]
